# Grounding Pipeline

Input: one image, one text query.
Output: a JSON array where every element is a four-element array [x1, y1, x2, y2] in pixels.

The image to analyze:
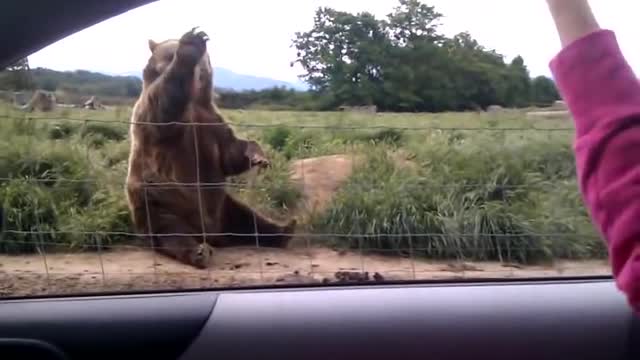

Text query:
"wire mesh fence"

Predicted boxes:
[[0, 106, 611, 297]]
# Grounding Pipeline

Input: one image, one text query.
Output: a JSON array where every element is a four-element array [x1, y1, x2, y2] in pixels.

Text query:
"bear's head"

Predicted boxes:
[[142, 37, 213, 97]]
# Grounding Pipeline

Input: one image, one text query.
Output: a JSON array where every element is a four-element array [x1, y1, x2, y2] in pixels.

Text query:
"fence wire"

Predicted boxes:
[[0, 114, 575, 130], [0, 110, 611, 298]]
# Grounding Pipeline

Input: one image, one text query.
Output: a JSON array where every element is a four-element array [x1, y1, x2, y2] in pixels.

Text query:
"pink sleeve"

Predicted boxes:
[[550, 29, 640, 312]]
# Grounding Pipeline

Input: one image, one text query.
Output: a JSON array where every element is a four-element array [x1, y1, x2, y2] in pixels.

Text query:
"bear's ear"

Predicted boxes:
[[148, 39, 158, 52]]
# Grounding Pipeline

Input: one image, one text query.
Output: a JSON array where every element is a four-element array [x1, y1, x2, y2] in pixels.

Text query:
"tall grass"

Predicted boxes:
[[0, 103, 602, 264], [309, 129, 602, 264]]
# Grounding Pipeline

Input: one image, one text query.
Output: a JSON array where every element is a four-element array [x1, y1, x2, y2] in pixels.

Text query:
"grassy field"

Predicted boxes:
[[0, 103, 605, 266]]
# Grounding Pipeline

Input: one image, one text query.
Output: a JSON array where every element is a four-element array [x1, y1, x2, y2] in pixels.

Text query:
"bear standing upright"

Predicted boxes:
[[125, 28, 296, 269]]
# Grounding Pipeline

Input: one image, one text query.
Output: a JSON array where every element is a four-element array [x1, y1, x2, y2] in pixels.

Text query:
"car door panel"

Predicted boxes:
[[1, 279, 637, 360], [180, 279, 633, 360]]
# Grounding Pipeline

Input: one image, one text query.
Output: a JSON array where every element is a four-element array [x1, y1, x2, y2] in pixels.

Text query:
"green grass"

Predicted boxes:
[[0, 102, 604, 264]]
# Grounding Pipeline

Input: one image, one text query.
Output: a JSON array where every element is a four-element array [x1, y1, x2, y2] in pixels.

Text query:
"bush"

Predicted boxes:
[[263, 125, 292, 151], [282, 131, 321, 160]]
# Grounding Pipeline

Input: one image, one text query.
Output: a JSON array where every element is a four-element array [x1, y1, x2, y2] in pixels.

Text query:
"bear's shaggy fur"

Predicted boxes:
[[125, 28, 295, 269]]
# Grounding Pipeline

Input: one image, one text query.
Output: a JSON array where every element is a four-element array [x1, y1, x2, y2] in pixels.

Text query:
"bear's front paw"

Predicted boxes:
[[245, 141, 271, 169], [176, 27, 209, 67]]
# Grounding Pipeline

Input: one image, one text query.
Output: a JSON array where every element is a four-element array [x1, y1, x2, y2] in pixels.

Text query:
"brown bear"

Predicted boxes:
[[125, 28, 296, 269]]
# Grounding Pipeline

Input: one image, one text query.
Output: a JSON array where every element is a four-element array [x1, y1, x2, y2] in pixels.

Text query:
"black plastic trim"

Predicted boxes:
[[0, 293, 217, 360], [0, 0, 158, 68], [0, 338, 69, 360]]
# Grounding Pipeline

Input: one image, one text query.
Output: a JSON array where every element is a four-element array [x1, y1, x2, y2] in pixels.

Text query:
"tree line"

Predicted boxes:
[[1, 1, 560, 113], [0, 61, 142, 99]]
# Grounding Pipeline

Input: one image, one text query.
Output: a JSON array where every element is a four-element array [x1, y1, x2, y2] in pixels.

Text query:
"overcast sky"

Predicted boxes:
[[28, 0, 640, 83]]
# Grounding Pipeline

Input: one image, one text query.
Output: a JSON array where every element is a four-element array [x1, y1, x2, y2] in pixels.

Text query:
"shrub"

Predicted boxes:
[[263, 125, 292, 151]]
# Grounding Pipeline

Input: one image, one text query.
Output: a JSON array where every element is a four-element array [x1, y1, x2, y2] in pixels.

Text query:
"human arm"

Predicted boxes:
[[546, 0, 600, 47], [547, 0, 640, 312]]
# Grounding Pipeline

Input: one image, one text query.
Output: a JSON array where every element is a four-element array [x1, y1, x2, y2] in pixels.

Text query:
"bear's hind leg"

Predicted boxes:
[[219, 194, 296, 248], [149, 215, 214, 269], [154, 235, 214, 270]]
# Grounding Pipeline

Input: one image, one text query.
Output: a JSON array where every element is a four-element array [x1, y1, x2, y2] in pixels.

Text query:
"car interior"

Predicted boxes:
[[0, 1, 638, 359]]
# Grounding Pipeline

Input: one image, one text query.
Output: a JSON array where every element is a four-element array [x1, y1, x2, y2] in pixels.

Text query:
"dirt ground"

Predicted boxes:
[[0, 154, 611, 297], [289, 154, 361, 214], [0, 247, 611, 297]]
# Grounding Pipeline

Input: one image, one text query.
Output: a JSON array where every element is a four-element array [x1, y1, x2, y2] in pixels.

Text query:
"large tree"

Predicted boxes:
[[386, 0, 444, 46], [531, 75, 561, 106], [292, 0, 561, 112], [292, 8, 389, 107]]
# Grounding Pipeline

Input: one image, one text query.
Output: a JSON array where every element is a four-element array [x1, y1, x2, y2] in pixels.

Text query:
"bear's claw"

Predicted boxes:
[[176, 27, 209, 67]]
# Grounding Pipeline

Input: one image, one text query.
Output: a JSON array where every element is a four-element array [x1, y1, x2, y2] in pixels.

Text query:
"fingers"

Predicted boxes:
[[185, 27, 210, 42], [197, 31, 210, 42], [252, 158, 271, 168], [177, 27, 209, 65], [250, 155, 271, 170]]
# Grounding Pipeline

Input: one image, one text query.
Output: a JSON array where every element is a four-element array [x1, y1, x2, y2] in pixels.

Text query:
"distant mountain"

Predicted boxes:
[[214, 68, 307, 91], [115, 67, 307, 92]]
